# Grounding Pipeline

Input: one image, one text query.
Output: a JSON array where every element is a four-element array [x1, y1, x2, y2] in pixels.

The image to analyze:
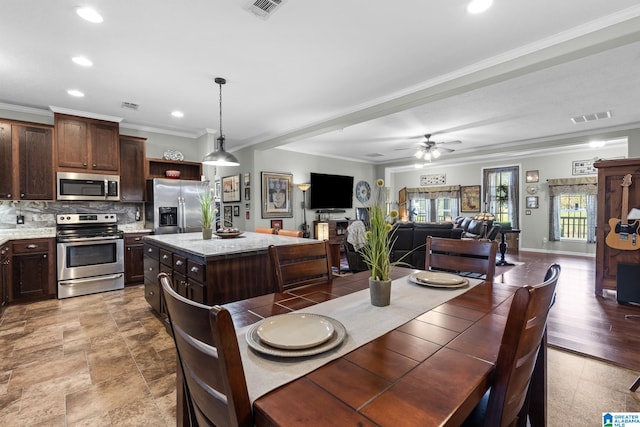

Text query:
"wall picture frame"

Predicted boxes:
[[243, 172, 251, 186], [222, 175, 241, 203], [244, 187, 250, 201], [525, 170, 539, 183], [526, 196, 539, 209], [223, 205, 233, 226], [261, 172, 293, 218], [270, 219, 283, 231], [572, 159, 597, 176], [233, 205, 240, 217], [460, 185, 481, 212]]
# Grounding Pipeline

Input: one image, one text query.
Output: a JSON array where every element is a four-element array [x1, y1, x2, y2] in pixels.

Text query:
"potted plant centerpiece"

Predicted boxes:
[[359, 179, 398, 306], [199, 187, 214, 240]]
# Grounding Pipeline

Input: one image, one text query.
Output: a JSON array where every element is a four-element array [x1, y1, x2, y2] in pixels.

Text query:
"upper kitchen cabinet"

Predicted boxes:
[[0, 120, 54, 200], [120, 135, 146, 202], [0, 121, 12, 199], [55, 113, 120, 174]]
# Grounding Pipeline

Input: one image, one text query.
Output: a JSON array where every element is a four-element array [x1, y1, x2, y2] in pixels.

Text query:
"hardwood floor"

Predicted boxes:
[[496, 251, 640, 372]]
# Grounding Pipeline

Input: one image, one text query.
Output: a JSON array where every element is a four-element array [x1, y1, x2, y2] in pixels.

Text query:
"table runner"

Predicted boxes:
[[237, 275, 482, 402]]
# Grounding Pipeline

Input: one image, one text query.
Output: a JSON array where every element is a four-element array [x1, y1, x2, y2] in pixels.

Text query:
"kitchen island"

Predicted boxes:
[[142, 231, 311, 313]]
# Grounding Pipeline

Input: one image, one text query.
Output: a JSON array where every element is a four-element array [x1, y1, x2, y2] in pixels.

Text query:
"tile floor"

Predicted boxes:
[[0, 284, 638, 426]]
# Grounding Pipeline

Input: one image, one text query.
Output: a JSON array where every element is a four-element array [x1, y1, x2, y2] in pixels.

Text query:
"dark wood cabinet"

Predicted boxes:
[[11, 238, 56, 301], [143, 243, 162, 313], [0, 121, 13, 199], [17, 124, 54, 200], [55, 113, 120, 173], [594, 158, 640, 296], [0, 121, 54, 200], [0, 243, 10, 316], [120, 136, 146, 201], [124, 232, 150, 285], [145, 158, 202, 181]]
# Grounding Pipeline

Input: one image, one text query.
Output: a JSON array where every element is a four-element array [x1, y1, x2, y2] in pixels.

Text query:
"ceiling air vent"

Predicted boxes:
[[571, 110, 612, 124], [244, 0, 286, 19], [121, 101, 140, 111]]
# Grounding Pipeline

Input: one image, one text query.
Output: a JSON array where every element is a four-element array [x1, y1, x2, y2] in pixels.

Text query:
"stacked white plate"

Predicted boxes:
[[408, 271, 469, 288], [246, 313, 346, 357]]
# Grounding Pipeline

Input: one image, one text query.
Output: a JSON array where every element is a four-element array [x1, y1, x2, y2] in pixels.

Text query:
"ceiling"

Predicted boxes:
[[2, 1, 640, 167]]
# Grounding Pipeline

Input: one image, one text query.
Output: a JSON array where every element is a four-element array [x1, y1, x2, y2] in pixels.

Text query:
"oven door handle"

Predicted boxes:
[[59, 273, 124, 286], [57, 235, 123, 243]]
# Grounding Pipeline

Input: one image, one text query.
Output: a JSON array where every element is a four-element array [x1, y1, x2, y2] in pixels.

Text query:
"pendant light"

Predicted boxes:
[[202, 77, 240, 166]]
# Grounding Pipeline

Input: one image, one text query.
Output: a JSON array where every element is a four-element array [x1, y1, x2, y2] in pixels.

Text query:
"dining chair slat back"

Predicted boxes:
[[425, 237, 498, 283], [269, 241, 333, 292], [255, 227, 274, 234], [158, 273, 252, 427], [468, 264, 560, 427], [277, 229, 303, 237]]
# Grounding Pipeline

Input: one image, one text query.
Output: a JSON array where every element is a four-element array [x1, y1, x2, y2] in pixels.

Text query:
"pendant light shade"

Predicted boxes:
[[202, 77, 240, 166]]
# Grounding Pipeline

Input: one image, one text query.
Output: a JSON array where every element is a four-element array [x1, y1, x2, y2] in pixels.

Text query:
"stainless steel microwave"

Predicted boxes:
[[56, 172, 120, 201]]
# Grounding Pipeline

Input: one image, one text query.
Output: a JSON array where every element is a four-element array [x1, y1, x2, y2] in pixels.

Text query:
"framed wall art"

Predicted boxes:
[[572, 159, 597, 176], [243, 172, 251, 186], [223, 205, 233, 226], [525, 170, 539, 183], [526, 196, 539, 209], [233, 205, 240, 217], [244, 187, 250, 201], [420, 173, 446, 185], [270, 219, 283, 231], [261, 172, 293, 218], [460, 185, 481, 212], [222, 175, 241, 202]]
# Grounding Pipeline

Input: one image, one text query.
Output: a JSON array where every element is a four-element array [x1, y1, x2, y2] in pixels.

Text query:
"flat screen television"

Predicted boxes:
[[309, 172, 354, 210]]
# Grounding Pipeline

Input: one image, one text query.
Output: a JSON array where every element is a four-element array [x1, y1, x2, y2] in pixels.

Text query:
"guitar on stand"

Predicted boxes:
[[605, 174, 639, 250]]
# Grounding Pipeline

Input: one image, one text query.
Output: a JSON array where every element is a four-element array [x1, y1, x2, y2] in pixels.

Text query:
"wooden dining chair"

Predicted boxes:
[[158, 273, 252, 427], [277, 229, 303, 237], [268, 241, 333, 292], [463, 264, 561, 427], [425, 236, 498, 282], [255, 227, 275, 234]]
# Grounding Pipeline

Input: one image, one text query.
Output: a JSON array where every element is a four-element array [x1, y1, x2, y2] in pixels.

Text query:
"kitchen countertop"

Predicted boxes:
[[144, 231, 313, 258], [0, 226, 153, 246]]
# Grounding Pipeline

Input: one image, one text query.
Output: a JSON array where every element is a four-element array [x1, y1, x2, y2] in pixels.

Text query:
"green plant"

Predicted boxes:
[[359, 179, 398, 281], [199, 188, 214, 229]]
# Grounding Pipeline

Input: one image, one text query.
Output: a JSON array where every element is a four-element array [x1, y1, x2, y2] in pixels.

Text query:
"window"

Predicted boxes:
[[405, 186, 460, 223], [558, 194, 588, 239], [410, 197, 457, 222], [548, 177, 597, 242], [482, 166, 520, 227]]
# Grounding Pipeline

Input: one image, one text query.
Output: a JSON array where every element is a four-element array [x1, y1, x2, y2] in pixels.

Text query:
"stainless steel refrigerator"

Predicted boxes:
[[145, 178, 210, 234]]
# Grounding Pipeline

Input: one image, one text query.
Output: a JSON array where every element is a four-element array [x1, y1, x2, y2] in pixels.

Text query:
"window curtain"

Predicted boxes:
[[406, 186, 460, 222], [548, 177, 597, 242]]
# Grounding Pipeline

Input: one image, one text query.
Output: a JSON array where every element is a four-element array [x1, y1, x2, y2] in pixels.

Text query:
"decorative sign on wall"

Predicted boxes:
[[572, 159, 597, 176], [420, 173, 446, 185]]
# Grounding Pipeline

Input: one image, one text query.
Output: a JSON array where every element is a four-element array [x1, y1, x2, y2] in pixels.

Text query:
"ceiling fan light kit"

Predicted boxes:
[[413, 134, 457, 161]]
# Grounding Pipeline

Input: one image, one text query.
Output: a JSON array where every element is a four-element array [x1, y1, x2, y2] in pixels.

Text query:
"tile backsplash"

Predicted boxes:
[[0, 201, 144, 230]]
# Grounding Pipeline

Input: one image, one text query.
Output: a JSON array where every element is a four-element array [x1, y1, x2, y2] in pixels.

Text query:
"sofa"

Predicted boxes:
[[454, 216, 501, 240], [389, 222, 463, 270]]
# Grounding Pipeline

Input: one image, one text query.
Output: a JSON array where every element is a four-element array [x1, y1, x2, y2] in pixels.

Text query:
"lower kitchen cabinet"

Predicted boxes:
[[0, 243, 11, 315], [124, 232, 150, 285], [11, 238, 56, 301]]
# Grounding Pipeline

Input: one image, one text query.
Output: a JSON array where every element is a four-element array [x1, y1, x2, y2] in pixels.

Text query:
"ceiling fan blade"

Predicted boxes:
[[436, 147, 455, 153], [436, 140, 462, 145]]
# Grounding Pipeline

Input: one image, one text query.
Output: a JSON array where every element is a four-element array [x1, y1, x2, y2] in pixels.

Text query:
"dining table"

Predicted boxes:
[[175, 267, 548, 427]]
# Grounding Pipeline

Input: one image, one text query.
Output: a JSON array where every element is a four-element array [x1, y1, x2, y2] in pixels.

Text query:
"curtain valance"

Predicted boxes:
[[406, 185, 460, 199], [548, 177, 597, 196]]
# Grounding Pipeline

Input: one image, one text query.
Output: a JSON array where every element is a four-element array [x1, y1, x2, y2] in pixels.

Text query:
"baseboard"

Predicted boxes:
[[519, 247, 596, 258]]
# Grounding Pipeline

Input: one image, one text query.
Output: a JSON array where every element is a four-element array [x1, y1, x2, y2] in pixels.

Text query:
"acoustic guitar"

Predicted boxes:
[[605, 174, 639, 250]]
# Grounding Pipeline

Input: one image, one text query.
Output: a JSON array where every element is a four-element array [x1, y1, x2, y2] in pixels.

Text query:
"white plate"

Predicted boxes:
[[257, 313, 334, 350], [247, 315, 346, 357], [408, 272, 469, 288]]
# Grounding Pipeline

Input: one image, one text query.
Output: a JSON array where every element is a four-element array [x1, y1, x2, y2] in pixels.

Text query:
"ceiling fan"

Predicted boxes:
[[413, 134, 461, 161]]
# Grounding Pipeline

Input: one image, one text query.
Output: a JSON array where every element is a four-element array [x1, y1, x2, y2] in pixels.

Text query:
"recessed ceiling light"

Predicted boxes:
[[171, 111, 184, 118], [67, 89, 85, 97], [76, 7, 103, 23], [72, 56, 93, 67], [467, 0, 493, 14]]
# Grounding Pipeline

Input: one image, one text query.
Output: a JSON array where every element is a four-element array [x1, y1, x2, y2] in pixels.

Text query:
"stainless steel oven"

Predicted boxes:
[[56, 213, 124, 299]]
